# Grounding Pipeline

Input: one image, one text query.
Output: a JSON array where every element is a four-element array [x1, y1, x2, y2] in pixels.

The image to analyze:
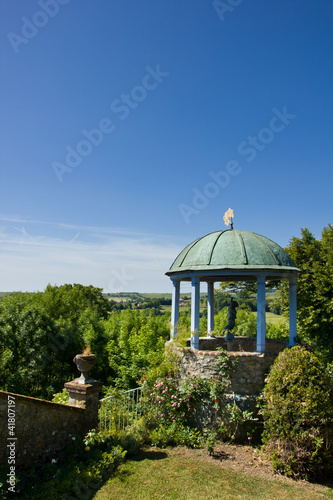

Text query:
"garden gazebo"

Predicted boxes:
[[166, 227, 300, 352]]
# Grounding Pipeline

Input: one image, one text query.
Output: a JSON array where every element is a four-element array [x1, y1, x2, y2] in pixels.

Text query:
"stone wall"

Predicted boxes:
[[171, 337, 287, 396], [0, 386, 100, 466], [185, 336, 287, 354], [167, 337, 287, 442]]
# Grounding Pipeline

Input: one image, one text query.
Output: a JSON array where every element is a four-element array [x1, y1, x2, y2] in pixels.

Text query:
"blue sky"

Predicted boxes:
[[0, 0, 332, 293]]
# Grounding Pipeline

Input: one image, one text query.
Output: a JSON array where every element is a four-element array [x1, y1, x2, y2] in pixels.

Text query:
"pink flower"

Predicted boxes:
[[161, 413, 165, 417], [171, 417, 175, 420], [188, 395, 191, 398]]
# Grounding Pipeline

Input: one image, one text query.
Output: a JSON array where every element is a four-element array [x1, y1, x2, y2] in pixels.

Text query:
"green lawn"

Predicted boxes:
[[253, 312, 287, 325], [94, 448, 333, 500]]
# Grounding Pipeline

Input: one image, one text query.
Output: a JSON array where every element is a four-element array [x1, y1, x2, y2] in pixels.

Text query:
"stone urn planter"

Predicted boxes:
[[73, 353, 97, 384]]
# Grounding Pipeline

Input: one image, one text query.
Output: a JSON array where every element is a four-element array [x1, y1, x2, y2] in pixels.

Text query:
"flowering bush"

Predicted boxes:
[[145, 371, 256, 445], [147, 377, 188, 425]]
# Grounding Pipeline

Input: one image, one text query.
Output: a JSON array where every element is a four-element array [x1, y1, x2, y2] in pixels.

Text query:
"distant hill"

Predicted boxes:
[[103, 292, 207, 302]]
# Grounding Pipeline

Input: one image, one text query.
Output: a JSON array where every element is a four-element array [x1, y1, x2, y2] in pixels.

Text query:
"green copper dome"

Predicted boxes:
[[166, 230, 300, 278]]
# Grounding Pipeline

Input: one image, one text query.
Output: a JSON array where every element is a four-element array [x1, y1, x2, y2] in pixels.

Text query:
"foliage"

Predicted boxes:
[[52, 388, 69, 405], [274, 225, 333, 362], [148, 422, 202, 448], [0, 428, 144, 500], [218, 282, 256, 300], [0, 284, 111, 399], [0, 286, 172, 398], [143, 342, 181, 388], [216, 347, 238, 380], [105, 308, 170, 389], [260, 346, 333, 479], [265, 320, 289, 342], [144, 351, 256, 447], [214, 304, 257, 336]]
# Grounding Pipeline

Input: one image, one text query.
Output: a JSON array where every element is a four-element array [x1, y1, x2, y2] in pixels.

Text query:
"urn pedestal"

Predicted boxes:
[[64, 352, 103, 430]]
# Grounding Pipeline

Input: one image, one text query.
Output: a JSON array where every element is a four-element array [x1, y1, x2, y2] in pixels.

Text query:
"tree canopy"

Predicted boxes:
[[274, 224, 333, 362], [0, 284, 111, 399], [0, 284, 170, 399]]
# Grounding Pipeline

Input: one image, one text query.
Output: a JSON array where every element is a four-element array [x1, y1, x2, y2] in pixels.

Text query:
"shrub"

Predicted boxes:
[[266, 321, 289, 342], [144, 363, 256, 445], [261, 346, 333, 479], [52, 388, 69, 404], [0, 429, 137, 499], [148, 422, 202, 448]]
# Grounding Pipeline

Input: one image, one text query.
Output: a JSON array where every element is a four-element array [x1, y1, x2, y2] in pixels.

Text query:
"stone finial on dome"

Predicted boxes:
[[223, 208, 234, 230]]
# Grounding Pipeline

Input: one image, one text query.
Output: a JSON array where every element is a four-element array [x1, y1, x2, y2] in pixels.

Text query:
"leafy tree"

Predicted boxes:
[[274, 225, 333, 362], [217, 281, 256, 300], [0, 284, 112, 399], [0, 292, 78, 398], [105, 309, 170, 389], [43, 283, 111, 320]]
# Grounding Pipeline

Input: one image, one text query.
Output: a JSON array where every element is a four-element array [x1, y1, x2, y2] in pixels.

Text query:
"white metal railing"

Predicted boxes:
[[99, 387, 144, 432]]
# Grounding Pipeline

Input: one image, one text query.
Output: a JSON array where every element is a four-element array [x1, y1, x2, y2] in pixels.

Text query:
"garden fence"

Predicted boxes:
[[99, 387, 144, 432]]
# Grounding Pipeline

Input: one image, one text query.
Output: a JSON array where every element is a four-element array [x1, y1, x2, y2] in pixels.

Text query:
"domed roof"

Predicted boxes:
[[166, 229, 300, 280]]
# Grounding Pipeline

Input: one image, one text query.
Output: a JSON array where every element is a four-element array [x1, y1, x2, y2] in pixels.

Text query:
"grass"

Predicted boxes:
[[94, 448, 333, 500], [253, 312, 287, 325]]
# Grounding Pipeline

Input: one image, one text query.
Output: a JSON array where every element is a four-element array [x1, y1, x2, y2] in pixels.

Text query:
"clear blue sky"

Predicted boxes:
[[0, 0, 332, 293]]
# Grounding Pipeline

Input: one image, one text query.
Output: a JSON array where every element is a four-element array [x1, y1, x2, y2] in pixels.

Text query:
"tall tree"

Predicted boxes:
[[275, 225, 333, 361]]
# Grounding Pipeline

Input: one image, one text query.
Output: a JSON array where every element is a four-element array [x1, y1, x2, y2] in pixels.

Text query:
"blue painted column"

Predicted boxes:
[[191, 276, 200, 349], [207, 282, 215, 334], [289, 276, 297, 346], [256, 276, 266, 352], [171, 280, 180, 338]]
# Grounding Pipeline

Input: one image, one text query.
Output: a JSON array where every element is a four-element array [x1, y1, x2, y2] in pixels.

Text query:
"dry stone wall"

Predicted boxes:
[[0, 388, 96, 466]]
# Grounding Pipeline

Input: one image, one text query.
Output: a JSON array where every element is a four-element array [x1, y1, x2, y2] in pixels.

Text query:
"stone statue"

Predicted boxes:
[[222, 298, 239, 339]]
